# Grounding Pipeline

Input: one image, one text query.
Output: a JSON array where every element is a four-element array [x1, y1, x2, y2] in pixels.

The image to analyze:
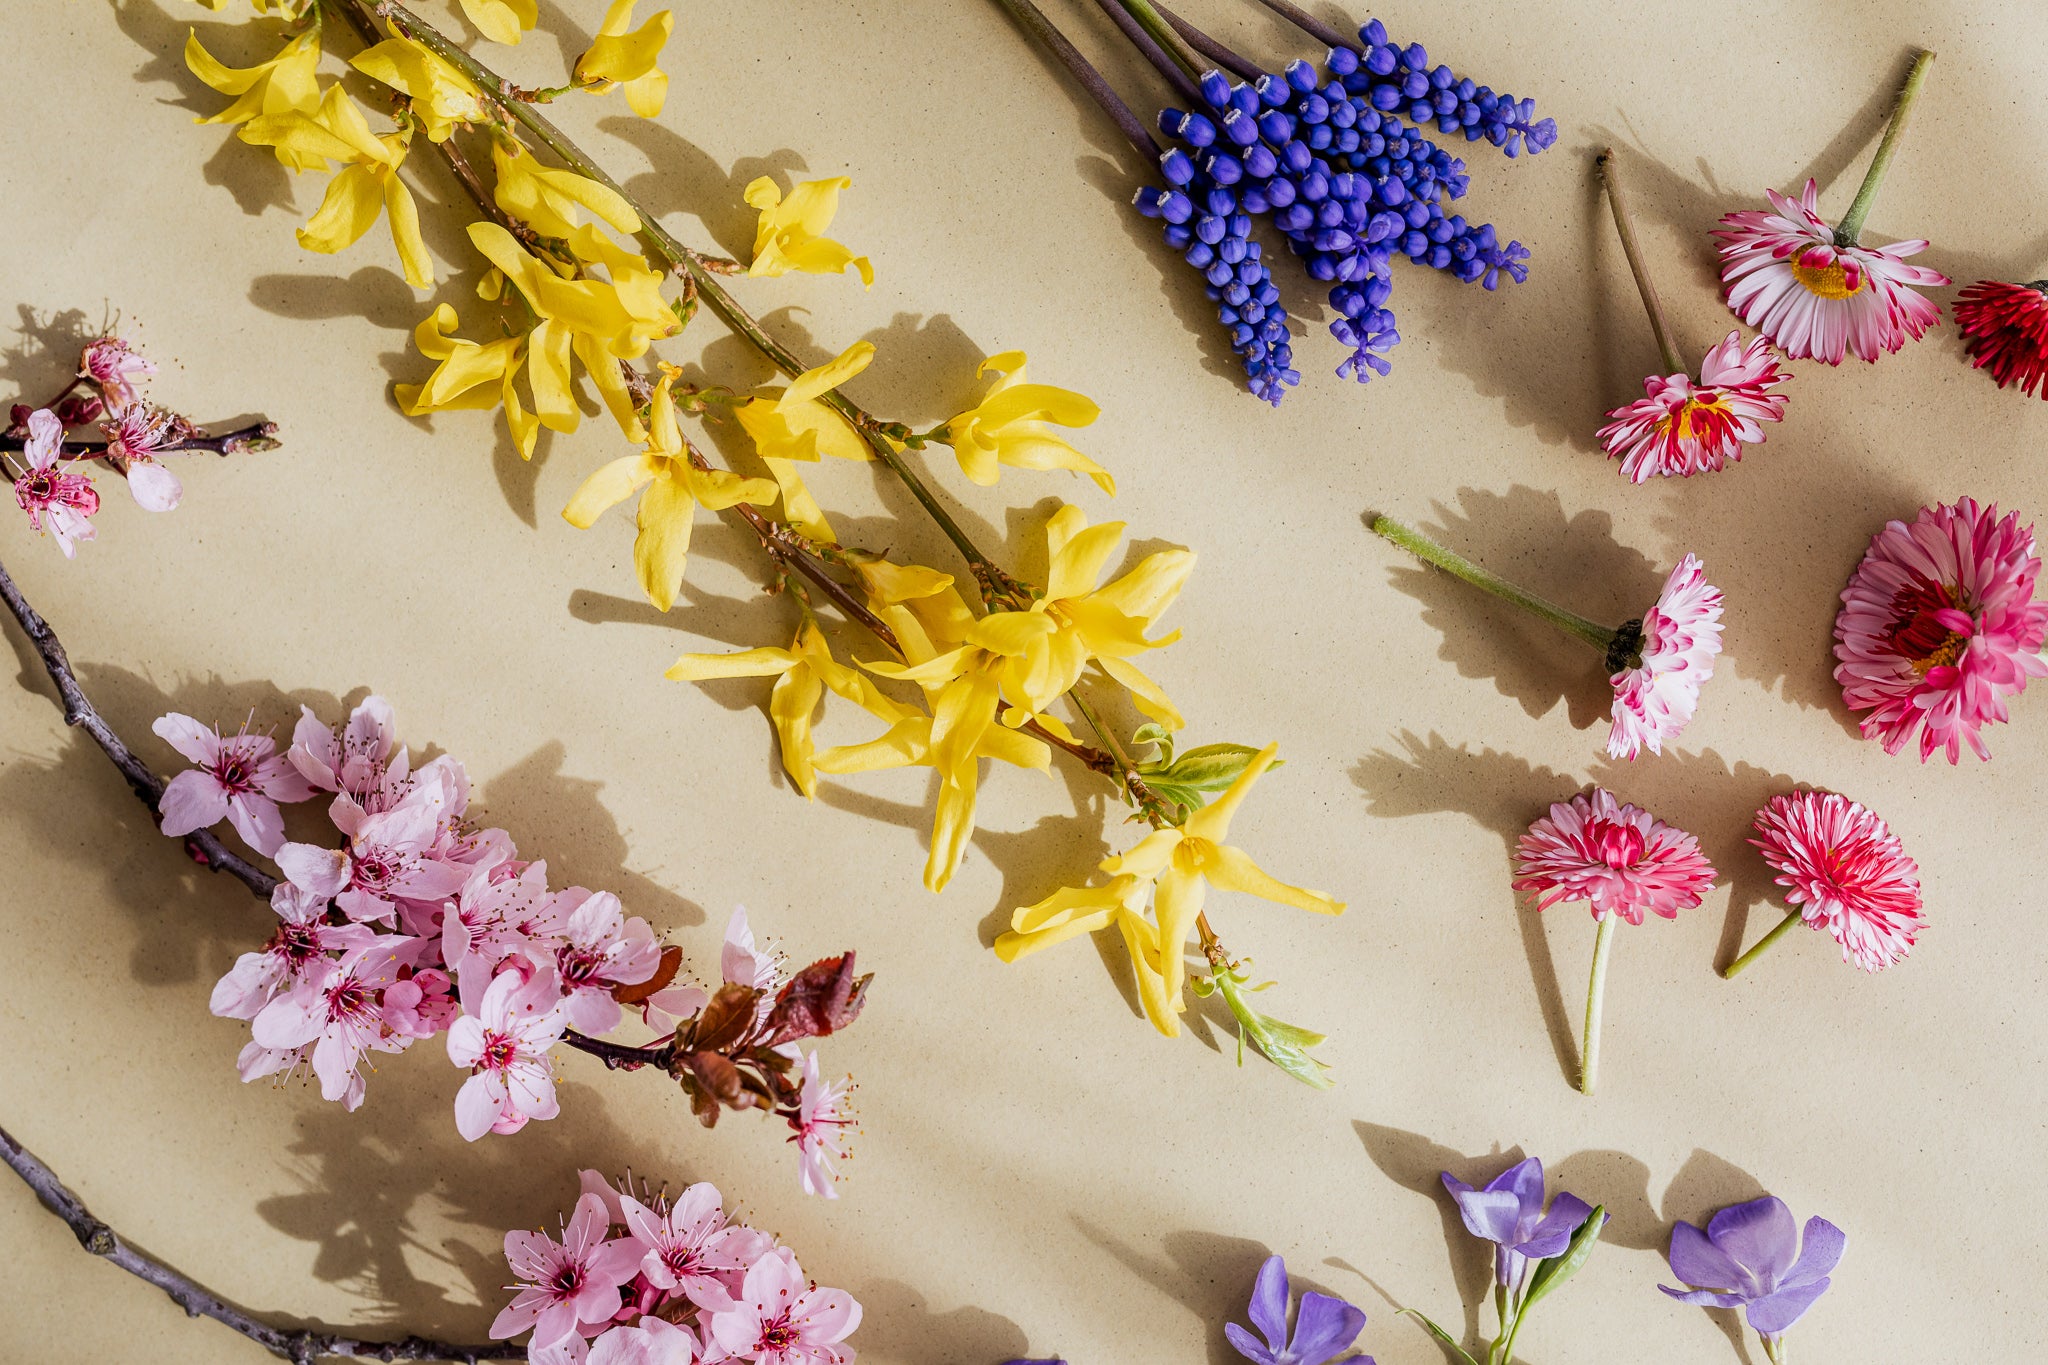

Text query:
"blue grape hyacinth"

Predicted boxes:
[[1132, 17, 1553, 403]]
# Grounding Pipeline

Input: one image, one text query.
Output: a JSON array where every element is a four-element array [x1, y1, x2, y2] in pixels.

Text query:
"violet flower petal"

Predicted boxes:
[[1660, 1285, 1748, 1310], [1247, 1255, 1291, 1353], [1782, 1217, 1847, 1288], [1519, 1191, 1594, 1258], [1286, 1291, 1366, 1365], [1488, 1156, 1547, 1213], [1668, 1218, 1755, 1294], [1449, 1188, 1527, 1247], [1224, 1321, 1280, 1365], [1706, 1197, 1800, 1288], [1745, 1277, 1832, 1336]]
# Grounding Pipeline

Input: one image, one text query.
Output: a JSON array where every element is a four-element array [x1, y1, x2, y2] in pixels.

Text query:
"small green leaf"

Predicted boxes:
[[1212, 968, 1333, 1089], [1395, 1308, 1482, 1365], [1156, 742, 1268, 792], [1521, 1204, 1607, 1312]]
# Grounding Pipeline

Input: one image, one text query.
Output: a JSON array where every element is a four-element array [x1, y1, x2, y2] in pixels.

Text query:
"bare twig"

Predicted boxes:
[[0, 549, 280, 899], [0, 1122, 522, 1364], [0, 422, 283, 459]]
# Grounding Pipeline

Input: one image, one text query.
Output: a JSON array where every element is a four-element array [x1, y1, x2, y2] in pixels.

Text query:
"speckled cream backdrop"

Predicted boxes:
[[5, 1, 2047, 1361]]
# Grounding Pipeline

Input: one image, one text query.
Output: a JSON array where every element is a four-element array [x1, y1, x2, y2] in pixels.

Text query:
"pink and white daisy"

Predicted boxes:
[[620, 1183, 755, 1311], [78, 336, 156, 416], [706, 1246, 861, 1365], [447, 966, 566, 1141], [490, 1192, 642, 1350], [790, 1052, 855, 1200], [1833, 498, 2048, 762], [154, 711, 318, 856], [12, 407, 99, 557], [1713, 179, 1947, 364], [1607, 554, 1725, 760], [275, 799, 469, 925], [210, 881, 378, 1020], [250, 940, 417, 1110], [1596, 333, 1790, 481], [1513, 788, 1716, 925], [532, 888, 663, 1035], [1748, 791, 1925, 973], [101, 404, 188, 511]]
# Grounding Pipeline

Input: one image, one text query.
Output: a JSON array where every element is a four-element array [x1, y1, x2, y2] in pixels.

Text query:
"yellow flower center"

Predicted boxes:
[[1665, 394, 1732, 440], [1788, 258, 1863, 300], [1172, 836, 1219, 874]]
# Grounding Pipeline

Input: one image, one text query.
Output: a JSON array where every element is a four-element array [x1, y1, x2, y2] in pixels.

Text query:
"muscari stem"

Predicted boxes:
[[1578, 914, 1616, 1096], [1722, 909, 1805, 979], [1369, 516, 1616, 654], [1244, 0, 1349, 50], [987, 0, 1162, 160], [1090, 0, 1203, 106], [1834, 50, 1935, 248], [1596, 149, 1686, 377], [1153, 1, 1263, 83], [1110, 0, 1207, 82]]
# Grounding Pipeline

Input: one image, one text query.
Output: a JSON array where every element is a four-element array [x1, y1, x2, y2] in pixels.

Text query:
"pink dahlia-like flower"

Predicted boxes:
[[1513, 788, 1716, 925], [1833, 498, 2048, 761], [1750, 791, 1925, 972], [12, 408, 99, 557], [78, 336, 156, 416], [491, 1192, 642, 1350], [1596, 332, 1791, 481], [446, 965, 565, 1141], [154, 711, 319, 856], [791, 1051, 856, 1200], [1713, 179, 1948, 364], [1607, 554, 1724, 759], [1955, 279, 2048, 398], [101, 404, 186, 511], [707, 1246, 861, 1365]]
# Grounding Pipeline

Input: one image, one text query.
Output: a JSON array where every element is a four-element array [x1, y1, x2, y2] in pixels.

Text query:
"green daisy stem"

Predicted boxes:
[[1596, 149, 1686, 377], [1722, 909, 1805, 979], [1370, 516, 1617, 655], [1578, 915, 1617, 1096], [1834, 49, 1936, 248]]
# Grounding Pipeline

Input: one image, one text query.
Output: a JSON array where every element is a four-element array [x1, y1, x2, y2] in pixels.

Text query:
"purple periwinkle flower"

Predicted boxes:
[[1660, 1197, 1845, 1343], [1440, 1157, 1599, 1289], [1225, 1256, 1372, 1365]]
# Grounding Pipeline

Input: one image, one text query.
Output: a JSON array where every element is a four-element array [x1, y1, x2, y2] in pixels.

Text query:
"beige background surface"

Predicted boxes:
[[5, 0, 2047, 1361]]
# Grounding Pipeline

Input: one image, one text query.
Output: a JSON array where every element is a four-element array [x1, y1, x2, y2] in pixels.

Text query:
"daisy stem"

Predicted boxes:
[[1833, 50, 1935, 248], [1596, 149, 1686, 377], [1722, 909, 1804, 979], [1370, 516, 1617, 655], [1578, 914, 1615, 1096]]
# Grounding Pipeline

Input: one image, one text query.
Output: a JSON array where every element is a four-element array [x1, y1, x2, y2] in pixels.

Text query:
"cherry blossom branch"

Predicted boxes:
[[558, 1029, 673, 1070], [0, 422, 283, 459], [0, 549, 280, 899], [0, 1122, 522, 1364]]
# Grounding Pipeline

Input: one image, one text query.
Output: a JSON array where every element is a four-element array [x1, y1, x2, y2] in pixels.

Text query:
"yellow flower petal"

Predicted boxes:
[[746, 176, 872, 285], [994, 879, 1136, 962], [294, 162, 384, 255], [1096, 655, 1183, 731], [1116, 908, 1180, 1037], [633, 467, 697, 612], [1205, 842, 1345, 915], [785, 341, 876, 407], [1185, 743, 1278, 842], [563, 452, 659, 528], [664, 645, 799, 681], [1151, 864, 1207, 1007], [458, 0, 537, 45], [382, 171, 434, 288], [761, 457, 835, 543], [1094, 548, 1196, 621], [349, 37, 482, 142], [768, 657, 825, 799]]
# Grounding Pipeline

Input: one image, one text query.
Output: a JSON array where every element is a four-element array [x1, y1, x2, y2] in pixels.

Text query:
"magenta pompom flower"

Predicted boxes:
[[1597, 333, 1790, 481], [1713, 53, 1948, 364], [1517, 788, 1715, 1094], [1727, 790, 1925, 977], [1833, 498, 2048, 762], [1954, 279, 2048, 397]]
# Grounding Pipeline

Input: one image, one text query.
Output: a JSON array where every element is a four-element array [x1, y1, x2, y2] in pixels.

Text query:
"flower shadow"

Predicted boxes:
[[838, 1280, 1029, 1365], [596, 117, 809, 261], [1366, 488, 1665, 730], [1659, 1149, 1773, 1365], [1, 305, 109, 402], [1070, 1221, 1280, 1365]]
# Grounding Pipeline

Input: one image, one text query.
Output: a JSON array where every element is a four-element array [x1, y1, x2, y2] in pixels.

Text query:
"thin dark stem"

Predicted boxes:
[[1245, 0, 1348, 50], [1091, 0, 1203, 105], [1154, 1, 1263, 82], [0, 1123, 522, 1364], [0, 422, 283, 459], [988, 0, 1162, 160], [1111, 0, 1205, 82], [559, 1029, 674, 1070], [1595, 149, 1686, 376], [0, 550, 279, 900]]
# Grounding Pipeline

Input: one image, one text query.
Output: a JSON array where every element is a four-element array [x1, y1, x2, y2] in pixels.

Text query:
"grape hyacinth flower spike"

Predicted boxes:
[[1371, 516, 1724, 759], [1661, 1196, 1845, 1365], [1594, 150, 1790, 480], [1713, 50, 1949, 363]]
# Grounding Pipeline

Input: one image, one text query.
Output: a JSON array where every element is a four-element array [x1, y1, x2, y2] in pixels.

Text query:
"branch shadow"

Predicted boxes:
[[1367, 489, 1663, 729]]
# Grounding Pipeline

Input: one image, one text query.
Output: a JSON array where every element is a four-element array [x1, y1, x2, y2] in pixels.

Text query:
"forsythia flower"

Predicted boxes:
[[457, 0, 537, 46], [995, 746, 1343, 1035], [981, 504, 1190, 725], [240, 86, 433, 288], [349, 38, 485, 143], [563, 367, 775, 611], [575, 0, 673, 119], [744, 177, 874, 287], [938, 352, 1112, 494], [184, 30, 324, 169], [490, 142, 642, 240], [393, 304, 537, 454], [734, 341, 875, 541]]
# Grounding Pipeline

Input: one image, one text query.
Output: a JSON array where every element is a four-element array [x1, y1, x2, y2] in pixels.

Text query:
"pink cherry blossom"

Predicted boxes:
[[210, 882, 378, 1020], [444, 861, 547, 971], [381, 965, 457, 1040], [587, 1319, 699, 1365], [491, 1192, 642, 1350], [290, 696, 403, 800], [78, 336, 155, 416], [447, 967, 566, 1141], [1606, 555, 1724, 760], [235, 1039, 306, 1084], [101, 404, 185, 511], [791, 1053, 855, 1201], [620, 1184, 754, 1312], [722, 906, 783, 993], [533, 889, 663, 1034], [251, 940, 416, 1110], [277, 799, 468, 925], [12, 407, 99, 557], [707, 1247, 861, 1365], [154, 712, 318, 856]]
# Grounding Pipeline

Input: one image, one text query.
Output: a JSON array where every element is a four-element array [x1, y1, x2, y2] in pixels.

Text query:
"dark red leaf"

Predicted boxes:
[[689, 982, 760, 1053], [760, 952, 871, 1046], [612, 944, 683, 1006]]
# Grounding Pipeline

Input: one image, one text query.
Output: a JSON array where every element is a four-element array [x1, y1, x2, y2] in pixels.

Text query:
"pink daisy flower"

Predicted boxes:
[[1607, 554, 1725, 760], [1833, 498, 2048, 761], [1597, 333, 1790, 481], [11, 407, 99, 557], [1745, 791, 1925, 973], [1514, 788, 1716, 926]]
